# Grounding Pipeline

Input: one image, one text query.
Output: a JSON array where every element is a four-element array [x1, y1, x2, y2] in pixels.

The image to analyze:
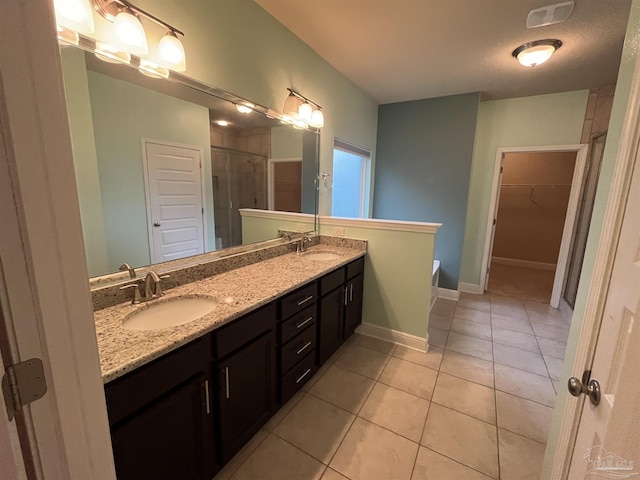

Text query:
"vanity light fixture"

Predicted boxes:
[[282, 88, 324, 129], [139, 59, 169, 79], [236, 103, 255, 114], [94, 42, 131, 64], [512, 39, 562, 67], [53, 0, 95, 34], [113, 8, 148, 55], [298, 102, 313, 123], [157, 31, 186, 72]]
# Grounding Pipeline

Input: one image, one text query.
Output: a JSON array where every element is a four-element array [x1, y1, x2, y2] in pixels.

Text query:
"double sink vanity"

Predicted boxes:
[[93, 237, 366, 480]]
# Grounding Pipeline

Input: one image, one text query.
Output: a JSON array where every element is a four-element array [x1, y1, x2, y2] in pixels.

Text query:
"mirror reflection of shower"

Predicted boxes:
[[211, 146, 267, 249]]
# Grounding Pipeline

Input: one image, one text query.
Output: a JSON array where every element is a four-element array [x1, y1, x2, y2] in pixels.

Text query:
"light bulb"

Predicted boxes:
[[215, 120, 230, 127], [139, 59, 169, 79], [157, 31, 186, 72], [310, 109, 324, 128], [94, 42, 131, 64], [114, 9, 148, 55], [298, 102, 313, 123], [54, 0, 94, 33], [283, 93, 299, 117]]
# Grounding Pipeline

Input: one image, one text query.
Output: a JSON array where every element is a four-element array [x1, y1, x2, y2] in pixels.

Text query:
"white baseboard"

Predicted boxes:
[[437, 287, 460, 301], [492, 256, 556, 271], [459, 282, 484, 294], [356, 322, 427, 352]]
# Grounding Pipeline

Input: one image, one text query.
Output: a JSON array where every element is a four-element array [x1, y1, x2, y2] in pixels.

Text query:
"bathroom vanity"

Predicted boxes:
[[94, 244, 365, 480]]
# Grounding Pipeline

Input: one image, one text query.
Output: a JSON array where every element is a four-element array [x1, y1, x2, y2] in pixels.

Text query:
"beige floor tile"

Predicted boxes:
[[321, 469, 349, 480], [451, 318, 493, 341], [274, 394, 354, 464], [263, 391, 304, 431], [378, 357, 438, 400], [359, 383, 430, 442], [411, 447, 493, 480], [432, 373, 496, 424], [428, 313, 453, 330], [496, 391, 553, 444], [428, 327, 449, 348], [453, 306, 492, 325], [302, 361, 333, 392], [446, 332, 493, 361], [310, 365, 375, 414], [492, 327, 540, 353], [490, 303, 529, 320], [498, 429, 546, 480], [457, 295, 491, 313], [330, 418, 418, 480], [421, 404, 498, 478], [537, 337, 567, 360], [491, 313, 534, 335], [351, 333, 397, 355], [214, 429, 269, 480], [544, 355, 565, 380], [439, 350, 494, 388], [492, 343, 548, 377], [432, 299, 456, 318], [494, 364, 556, 407], [393, 344, 443, 371], [531, 322, 570, 342], [231, 434, 324, 480], [490, 294, 524, 308], [334, 344, 390, 379]]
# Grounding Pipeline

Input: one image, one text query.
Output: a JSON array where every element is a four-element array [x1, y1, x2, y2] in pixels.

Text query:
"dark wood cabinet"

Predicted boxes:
[[318, 285, 344, 364], [344, 273, 364, 338], [217, 330, 276, 463]]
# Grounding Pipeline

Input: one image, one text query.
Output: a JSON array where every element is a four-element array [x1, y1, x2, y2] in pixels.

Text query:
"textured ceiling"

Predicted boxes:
[[256, 0, 632, 103]]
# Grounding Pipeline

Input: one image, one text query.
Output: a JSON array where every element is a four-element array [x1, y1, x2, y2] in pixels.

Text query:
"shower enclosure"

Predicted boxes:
[[211, 146, 267, 249]]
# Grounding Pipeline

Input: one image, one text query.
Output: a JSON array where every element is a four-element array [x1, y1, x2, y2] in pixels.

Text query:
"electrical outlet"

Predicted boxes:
[[333, 227, 345, 237], [296, 223, 306, 232]]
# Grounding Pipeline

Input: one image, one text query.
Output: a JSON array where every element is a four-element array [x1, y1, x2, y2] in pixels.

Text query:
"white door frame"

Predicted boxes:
[[267, 156, 302, 210], [480, 144, 588, 307], [141, 138, 207, 258]]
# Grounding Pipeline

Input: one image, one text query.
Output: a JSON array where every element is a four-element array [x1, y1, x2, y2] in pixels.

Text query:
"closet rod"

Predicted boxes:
[[501, 183, 571, 188]]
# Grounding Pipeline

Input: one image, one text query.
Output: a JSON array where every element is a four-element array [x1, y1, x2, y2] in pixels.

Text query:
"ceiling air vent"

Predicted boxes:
[[527, 1, 574, 28]]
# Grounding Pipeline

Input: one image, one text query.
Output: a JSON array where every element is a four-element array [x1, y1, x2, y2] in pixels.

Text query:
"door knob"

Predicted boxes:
[[568, 376, 601, 406], [153, 222, 161, 227]]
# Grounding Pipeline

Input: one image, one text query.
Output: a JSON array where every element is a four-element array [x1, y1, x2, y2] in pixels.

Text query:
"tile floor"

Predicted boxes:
[[214, 292, 571, 480]]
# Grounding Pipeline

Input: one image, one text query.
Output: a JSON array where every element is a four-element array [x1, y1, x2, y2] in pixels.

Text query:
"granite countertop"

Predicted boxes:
[[95, 244, 366, 383]]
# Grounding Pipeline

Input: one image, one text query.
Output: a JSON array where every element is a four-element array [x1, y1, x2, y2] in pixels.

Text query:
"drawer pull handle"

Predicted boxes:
[[224, 367, 230, 399], [344, 287, 348, 306], [204, 380, 211, 415], [350, 283, 354, 302], [296, 341, 312, 355], [295, 368, 312, 384], [297, 295, 314, 306], [296, 317, 313, 329]]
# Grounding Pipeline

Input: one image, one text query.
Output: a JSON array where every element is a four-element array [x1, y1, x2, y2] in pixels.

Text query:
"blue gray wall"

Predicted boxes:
[[373, 93, 480, 290]]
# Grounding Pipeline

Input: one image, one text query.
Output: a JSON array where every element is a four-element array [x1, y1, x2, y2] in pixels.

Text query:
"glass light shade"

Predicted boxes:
[[292, 119, 308, 130], [236, 103, 254, 114], [54, 0, 94, 33], [298, 102, 313, 123], [114, 10, 148, 55], [283, 93, 299, 117], [157, 32, 186, 72], [310, 109, 324, 128], [94, 42, 131, 64], [139, 60, 169, 79], [516, 45, 556, 67]]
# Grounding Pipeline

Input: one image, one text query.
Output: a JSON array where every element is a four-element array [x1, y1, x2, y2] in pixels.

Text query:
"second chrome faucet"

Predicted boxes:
[[120, 270, 171, 304]]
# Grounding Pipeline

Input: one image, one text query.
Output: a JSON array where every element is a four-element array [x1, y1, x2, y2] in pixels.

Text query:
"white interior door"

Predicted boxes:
[[567, 149, 640, 477], [144, 142, 205, 264], [484, 155, 504, 290]]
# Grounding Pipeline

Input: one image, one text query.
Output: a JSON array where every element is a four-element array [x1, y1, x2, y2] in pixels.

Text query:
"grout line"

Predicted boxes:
[[489, 296, 502, 480], [421, 445, 498, 480]]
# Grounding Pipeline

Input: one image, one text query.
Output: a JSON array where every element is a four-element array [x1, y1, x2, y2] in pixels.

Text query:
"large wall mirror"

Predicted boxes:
[[58, 44, 319, 279]]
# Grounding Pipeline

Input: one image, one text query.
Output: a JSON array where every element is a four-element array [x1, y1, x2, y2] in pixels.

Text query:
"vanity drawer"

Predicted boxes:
[[280, 326, 316, 374], [280, 351, 316, 403], [347, 257, 365, 280], [320, 268, 345, 296], [280, 304, 316, 344], [281, 282, 317, 319], [214, 303, 277, 359]]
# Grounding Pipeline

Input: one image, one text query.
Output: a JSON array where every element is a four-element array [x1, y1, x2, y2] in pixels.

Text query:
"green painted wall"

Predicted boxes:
[[271, 126, 303, 159], [542, 1, 640, 476], [242, 215, 435, 339], [88, 72, 213, 272], [459, 90, 589, 286], [60, 49, 110, 277]]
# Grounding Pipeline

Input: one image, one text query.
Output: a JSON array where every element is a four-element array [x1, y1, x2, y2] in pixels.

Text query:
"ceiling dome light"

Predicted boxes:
[[157, 31, 186, 72], [114, 9, 148, 55], [512, 39, 562, 67], [94, 42, 131, 64], [310, 109, 324, 128], [215, 120, 230, 127], [283, 92, 299, 117], [298, 102, 313, 123], [54, 0, 94, 33], [236, 103, 254, 114], [139, 59, 169, 79]]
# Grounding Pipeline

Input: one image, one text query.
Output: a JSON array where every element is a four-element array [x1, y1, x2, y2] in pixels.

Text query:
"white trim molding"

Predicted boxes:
[[459, 282, 484, 294], [239, 208, 315, 222], [491, 256, 557, 271], [320, 215, 442, 234], [356, 322, 427, 352], [437, 287, 460, 301]]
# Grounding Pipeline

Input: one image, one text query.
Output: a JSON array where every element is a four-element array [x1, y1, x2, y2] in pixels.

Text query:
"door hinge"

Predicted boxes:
[[493, 218, 497, 226], [2, 358, 47, 421], [500, 166, 504, 174]]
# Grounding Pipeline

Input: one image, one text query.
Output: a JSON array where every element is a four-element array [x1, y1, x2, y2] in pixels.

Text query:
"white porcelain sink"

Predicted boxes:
[[123, 297, 218, 331], [301, 251, 341, 261]]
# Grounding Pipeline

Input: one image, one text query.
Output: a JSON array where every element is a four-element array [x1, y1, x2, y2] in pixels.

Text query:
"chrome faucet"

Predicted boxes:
[[119, 270, 170, 304], [296, 236, 311, 253], [119, 263, 136, 279]]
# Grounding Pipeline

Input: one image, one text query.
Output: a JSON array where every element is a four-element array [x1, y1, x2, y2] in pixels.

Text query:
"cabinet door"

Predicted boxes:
[[217, 331, 276, 463], [110, 372, 216, 480], [318, 286, 345, 365], [344, 273, 364, 338]]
